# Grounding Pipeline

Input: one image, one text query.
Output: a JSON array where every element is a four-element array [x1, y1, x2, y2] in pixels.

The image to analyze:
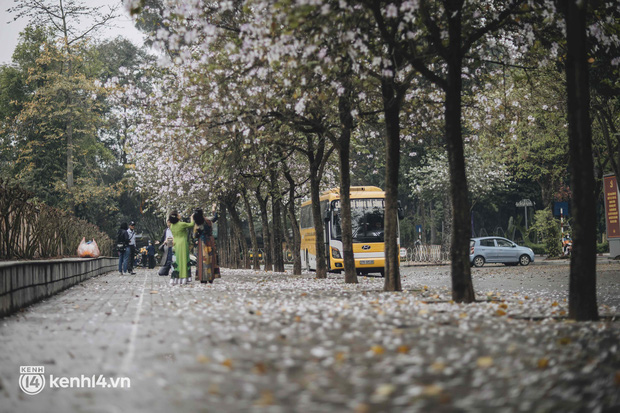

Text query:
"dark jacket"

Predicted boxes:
[[116, 229, 130, 246]]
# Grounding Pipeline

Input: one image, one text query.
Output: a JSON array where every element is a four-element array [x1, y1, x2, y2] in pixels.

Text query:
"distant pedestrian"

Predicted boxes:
[[127, 221, 137, 274], [147, 241, 156, 269], [116, 223, 130, 275], [158, 221, 174, 276], [168, 211, 194, 285], [140, 246, 148, 267], [193, 206, 220, 283]]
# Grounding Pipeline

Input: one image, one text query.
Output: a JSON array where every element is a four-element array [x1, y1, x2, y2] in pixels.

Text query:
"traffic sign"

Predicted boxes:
[[515, 199, 534, 208]]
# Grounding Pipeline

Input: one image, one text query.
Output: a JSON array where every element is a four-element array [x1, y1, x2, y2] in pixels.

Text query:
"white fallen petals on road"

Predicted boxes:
[[0, 265, 618, 413]]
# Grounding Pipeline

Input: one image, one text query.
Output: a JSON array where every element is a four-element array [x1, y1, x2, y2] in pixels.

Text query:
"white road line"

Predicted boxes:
[[121, 272, 148, 374]]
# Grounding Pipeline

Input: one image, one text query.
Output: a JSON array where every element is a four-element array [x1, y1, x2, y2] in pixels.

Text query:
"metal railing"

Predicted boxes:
[[401, 245, 448, 265]]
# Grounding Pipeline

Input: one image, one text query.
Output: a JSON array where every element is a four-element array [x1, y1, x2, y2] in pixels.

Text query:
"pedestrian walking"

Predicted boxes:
[[147, 241, 156, 269], [158, 221, 174, 276], [193, 206, 220, 283], [116, 223, 131, 275], [168, 211, 194, 285], [127, 221, 137, 274]]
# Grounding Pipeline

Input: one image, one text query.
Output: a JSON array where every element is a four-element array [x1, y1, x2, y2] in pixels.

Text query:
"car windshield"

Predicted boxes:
[[332, 199, 385, 243]]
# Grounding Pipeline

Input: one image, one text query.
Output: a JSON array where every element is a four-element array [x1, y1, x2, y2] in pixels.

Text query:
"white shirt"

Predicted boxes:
[[128, 228, 137, 246]]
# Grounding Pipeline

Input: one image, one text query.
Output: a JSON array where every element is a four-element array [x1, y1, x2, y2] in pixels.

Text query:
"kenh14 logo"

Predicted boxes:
[[19, 366, 46, 395]]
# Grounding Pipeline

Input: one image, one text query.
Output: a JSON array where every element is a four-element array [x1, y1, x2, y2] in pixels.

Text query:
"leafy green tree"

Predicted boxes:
[[530, 208, 561, 258], [9, 0, 118, 190]]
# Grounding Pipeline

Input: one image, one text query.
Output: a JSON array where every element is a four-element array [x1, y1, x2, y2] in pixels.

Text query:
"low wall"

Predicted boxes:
[[0, 257, 117, 318]]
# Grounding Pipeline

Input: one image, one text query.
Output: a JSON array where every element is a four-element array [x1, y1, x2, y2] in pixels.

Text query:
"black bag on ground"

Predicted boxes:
[[158, 264, 171, 276]]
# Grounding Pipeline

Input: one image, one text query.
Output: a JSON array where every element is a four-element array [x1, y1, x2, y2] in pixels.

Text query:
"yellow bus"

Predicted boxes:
[[299, 186, 402, 276]]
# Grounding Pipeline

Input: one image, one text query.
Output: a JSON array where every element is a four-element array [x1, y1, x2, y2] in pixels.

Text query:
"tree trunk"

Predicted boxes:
[[338, 89, 357, 284], [564, 0, 599, 321], [445, 2, 475, 303], [226, 198, 250, 270], [381, 77, 402, 292], [66, 120, 74, 189], [281, 204, 293, 256], [255, 186, 273, 272], [309, 162, 327, 278], [217, 201, 229, 267], [430, 202, 438, 245], [308, 134, 328, 279], [242, 187, 260, 270], [287, 206, 302, 275], [270, 168, 285, 273], [282, 164, 302, 275], [442, 194, 452, 253]]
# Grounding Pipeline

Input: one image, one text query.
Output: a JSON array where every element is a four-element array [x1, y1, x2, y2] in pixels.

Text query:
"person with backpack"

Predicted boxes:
[[127, 221, 137, 274], [117, 222, 131, 275]]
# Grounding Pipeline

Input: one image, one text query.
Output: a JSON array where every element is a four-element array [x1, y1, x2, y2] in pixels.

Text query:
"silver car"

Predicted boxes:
[[470, 237, 535, 267]]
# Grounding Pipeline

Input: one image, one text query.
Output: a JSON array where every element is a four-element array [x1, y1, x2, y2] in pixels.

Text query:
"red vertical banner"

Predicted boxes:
[[604, 175, 620, 238]]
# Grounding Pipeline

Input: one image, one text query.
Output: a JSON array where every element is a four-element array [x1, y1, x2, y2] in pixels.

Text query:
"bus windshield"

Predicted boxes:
[[332, 199, 385, 243]]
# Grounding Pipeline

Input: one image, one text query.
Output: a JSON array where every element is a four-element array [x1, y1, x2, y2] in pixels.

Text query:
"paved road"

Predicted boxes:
[[1, 265, 619, 412], [401, 261, 620, 309]]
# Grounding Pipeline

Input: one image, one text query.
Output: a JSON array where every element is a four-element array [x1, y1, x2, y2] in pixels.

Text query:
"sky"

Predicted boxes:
[[0, 0, 146, 65]]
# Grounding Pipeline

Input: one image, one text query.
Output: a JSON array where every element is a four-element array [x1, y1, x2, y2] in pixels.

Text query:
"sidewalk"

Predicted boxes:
[[535, 253, 618, 265], [1, 267, 618, 412]]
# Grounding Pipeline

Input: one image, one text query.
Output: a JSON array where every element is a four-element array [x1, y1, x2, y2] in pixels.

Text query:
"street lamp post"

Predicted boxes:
[[516, 199, 535, 230]]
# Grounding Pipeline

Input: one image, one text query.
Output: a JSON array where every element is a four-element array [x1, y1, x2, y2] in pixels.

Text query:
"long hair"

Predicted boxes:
[[193, 208, 205, 226], [168, 211, 179, 224]]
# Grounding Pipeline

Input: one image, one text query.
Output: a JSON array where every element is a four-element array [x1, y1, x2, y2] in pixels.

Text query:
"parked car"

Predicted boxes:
[[470, 237, 535, 267]]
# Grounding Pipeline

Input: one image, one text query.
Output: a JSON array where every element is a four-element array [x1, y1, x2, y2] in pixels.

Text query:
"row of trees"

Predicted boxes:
[[1, 1, 617, 322], [118, 0, 618, 320]]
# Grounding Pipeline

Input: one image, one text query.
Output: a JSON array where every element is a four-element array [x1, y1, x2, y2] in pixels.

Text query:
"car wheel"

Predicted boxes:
[[519, 255, 531, 266], [473, 256, 485, 267]]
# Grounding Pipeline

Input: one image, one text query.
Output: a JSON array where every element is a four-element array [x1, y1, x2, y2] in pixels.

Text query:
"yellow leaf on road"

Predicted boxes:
[[495, 309, 507, 316], [558, 337, 571, 346], [422, 384, 442, 397], [254, 390, 275, 406], [371, 345, 385, 355], [538, 358, 550, 369], [208, 383, 220, 395], [253, 362, 267, 375], [431, 361, 446, 372], [397, 345, 410, 354], [374, 384, 396, 397], [477, 356, 494, 368], [221, 358, 233, 369], [196, 354, 210, 364], [354, 403, 370, 413]]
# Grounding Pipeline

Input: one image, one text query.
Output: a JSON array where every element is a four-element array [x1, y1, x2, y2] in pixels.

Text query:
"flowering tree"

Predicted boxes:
[[119, 0, 619, 316], [408, 148, 511, 210]]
